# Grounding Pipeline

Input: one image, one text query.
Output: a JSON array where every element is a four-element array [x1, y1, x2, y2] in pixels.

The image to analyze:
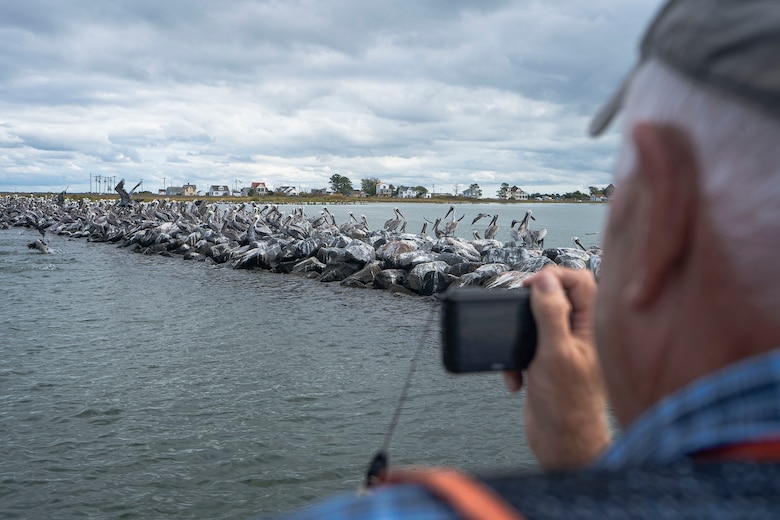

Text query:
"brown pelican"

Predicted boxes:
[[573, 236, 587, 251], [510, 210, 534, 244], [471, 213, 491, 225], [425, 217, 445, 239], [115, 179, 142, 207], [442, 205, 464, 237], [472, 229, 482, 240], [27, 239, 50, 253], [484, 214, 499, 240], [384, 207, 405, 233], [419, 221, 429, 236]]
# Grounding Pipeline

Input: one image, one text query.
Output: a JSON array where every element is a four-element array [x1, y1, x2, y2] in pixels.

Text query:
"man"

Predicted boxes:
[[285, 0, 780, 516]]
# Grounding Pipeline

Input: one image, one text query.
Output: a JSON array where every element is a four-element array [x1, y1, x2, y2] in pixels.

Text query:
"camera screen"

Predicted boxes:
[[454, 300, 519, 371], [441, 288, 537, 373]]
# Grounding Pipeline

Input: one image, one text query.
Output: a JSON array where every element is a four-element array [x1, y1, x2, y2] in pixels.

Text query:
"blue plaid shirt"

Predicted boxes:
[[282, 349, 780, 519]]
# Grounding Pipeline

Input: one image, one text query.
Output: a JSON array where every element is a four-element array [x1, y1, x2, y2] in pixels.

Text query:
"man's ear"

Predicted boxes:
[[627, 123, 699, 307]]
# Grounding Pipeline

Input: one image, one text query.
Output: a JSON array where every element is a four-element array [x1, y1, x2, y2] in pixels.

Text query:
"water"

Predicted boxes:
[[0, 202, 607, 518]]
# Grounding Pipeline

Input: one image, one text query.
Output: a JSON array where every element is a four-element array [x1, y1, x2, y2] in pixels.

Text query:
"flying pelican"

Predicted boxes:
[[27, 238, 50, 254], [115, 179, 142, 207], [57, 187, 68, 206], [471, 213, 491, 225]]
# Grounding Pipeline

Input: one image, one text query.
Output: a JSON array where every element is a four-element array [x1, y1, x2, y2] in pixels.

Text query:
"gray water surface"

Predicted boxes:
[[0, 202, 607, 518]]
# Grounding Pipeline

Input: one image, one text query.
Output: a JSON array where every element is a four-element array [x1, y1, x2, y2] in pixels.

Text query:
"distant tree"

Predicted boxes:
[[414, 185, 428, 198], [564, 190, 589, 201], [389, 184, 396, 196], [468, 183, 482, 198], [330, 174, 354, 195], [588, 186, 601, 197], [604, 183, 615, 199], [453, 183, 460, 196], [361, 177, 380, 196], [497, 182, 510, 199]]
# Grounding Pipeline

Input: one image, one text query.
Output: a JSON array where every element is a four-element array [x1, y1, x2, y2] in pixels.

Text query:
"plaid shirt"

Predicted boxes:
[[282, 349, 780, 519], [597, 348, 780, 468]]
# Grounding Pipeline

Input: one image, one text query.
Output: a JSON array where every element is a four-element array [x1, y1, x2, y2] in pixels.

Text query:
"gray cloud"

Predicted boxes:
[[0, 0, 664, 195]]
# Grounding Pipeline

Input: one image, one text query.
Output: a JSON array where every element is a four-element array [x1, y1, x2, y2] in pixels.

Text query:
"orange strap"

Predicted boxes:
[[695, 437, 780, 462], [385, 467, 525, 520]]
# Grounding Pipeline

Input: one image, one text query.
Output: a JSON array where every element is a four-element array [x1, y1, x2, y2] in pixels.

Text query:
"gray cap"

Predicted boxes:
[[590, 0, 780, 136]]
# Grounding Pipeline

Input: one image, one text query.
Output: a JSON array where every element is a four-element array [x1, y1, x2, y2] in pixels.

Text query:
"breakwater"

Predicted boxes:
[[1, 195, 601, 296]]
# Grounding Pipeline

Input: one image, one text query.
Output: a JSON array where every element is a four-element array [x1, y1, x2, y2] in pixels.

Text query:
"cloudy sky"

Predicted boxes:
[[0, 0, 664, 196]]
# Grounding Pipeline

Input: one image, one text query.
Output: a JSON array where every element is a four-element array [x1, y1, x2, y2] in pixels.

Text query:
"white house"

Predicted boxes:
[[376, 182, 392, 197], [508, 186, 529, 200], [462, 185, 482, 199], [397, 186, 418, 199], [276, 186, 299, 196], [209, 185, 230, 197]]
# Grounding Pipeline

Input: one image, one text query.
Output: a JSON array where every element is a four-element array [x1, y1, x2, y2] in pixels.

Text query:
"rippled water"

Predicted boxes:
[[0, 203, 607, 518]]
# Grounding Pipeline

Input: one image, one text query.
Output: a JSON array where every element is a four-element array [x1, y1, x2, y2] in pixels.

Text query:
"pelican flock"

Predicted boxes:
[[1, 191, 601, 296]]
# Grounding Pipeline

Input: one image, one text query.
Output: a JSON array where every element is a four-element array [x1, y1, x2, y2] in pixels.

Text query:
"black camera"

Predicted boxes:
[[441, 287, 537, 373]]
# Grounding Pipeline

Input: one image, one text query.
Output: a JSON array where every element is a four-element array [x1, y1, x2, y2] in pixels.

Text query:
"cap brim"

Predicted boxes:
[[588, 66, 638, 137]]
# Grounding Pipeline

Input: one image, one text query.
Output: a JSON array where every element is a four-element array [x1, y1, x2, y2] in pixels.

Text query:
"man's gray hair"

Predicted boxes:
[[616, 59, 780, 322]]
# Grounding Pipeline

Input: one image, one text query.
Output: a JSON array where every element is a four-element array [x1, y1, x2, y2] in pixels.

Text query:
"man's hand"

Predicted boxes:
[[503, 267, 611, 470]]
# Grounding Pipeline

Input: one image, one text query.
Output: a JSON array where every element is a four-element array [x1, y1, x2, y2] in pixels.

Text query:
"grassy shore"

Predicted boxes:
[[2, 192, 601, 204]]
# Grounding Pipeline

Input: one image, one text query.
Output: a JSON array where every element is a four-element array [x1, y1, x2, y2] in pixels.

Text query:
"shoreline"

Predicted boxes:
[[0, 192, 609, 205]]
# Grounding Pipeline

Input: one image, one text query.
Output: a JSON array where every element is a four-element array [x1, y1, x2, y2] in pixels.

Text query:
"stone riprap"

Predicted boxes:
[[1, 195, 602, 296]]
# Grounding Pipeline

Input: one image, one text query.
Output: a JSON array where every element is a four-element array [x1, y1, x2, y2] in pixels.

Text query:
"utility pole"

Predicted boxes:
[[163, 177, 166, 192], [89, 173, 92, 193]]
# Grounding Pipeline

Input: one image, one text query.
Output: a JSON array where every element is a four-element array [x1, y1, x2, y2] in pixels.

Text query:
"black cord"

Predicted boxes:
[[364, 305, 439, 488]]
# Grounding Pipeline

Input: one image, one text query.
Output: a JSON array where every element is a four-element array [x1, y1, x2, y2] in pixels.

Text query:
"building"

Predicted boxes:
[[376, 182, 393, 197], [208, 185, 230, 197], [397, 186, 418, 199], [183, 184, 196, 196], [509, 186, 529, 200], [276, 186, 299, 197], [310, 187, 332, 196], [165, 186, 185, 196], [461, 186, 482, 199], [250, 182, 268, 195]]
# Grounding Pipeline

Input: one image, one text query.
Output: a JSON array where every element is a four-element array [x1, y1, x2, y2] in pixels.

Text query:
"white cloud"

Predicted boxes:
[[0, 0, 664, 195]]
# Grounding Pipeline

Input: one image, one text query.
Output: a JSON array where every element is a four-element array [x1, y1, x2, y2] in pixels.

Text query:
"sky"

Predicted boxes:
[[0, 0, 665, 197]]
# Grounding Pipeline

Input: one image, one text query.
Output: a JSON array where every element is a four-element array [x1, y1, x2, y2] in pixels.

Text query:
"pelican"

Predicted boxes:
[[419, 221, 429, 236], [425, 217, 445, 239], [510, 210, 534, 244], [115, 179, 142, 207], [573, 236, 587, 251], [57, 187, 68, 206], [443, 205, 465, 237], [471, 213, 491, 225], [472, 229, 482, 240], [27, 238, 50, 254], [484, 215, 499, 240], [384, 207, 406, 233]]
